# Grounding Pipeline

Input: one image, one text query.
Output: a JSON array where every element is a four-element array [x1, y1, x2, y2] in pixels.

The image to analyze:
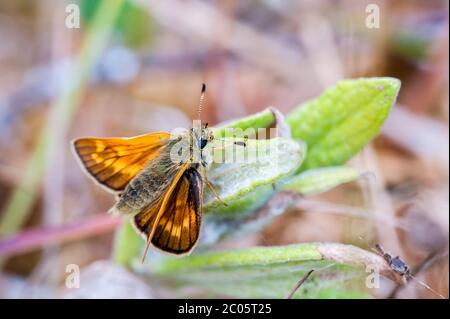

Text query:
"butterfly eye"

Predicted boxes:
[[200, 138, 208, 149]]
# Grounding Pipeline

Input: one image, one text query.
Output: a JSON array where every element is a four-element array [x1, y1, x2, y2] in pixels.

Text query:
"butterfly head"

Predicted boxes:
[[192, 122, 213, 150]]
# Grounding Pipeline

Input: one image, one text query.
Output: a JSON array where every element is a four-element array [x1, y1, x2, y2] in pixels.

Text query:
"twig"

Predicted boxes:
[[359, 145, 407, 288], [285, 269, 315, 299], [292, 198, 409, 231]]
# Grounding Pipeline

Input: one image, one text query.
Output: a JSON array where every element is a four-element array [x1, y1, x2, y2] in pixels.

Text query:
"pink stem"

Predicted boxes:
[[0, 214, 123, 257]]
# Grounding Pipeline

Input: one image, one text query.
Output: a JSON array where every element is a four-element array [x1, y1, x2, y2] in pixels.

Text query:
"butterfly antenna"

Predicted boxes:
[[197, 83, 206, 121], [409, 275, 446, 299]]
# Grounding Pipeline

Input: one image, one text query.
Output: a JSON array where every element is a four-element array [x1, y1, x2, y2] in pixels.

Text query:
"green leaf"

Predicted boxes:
[[203, 137, 305, 217], [143, 243, 392, 298], [287, 77, 401, 170], [213, 108, 276, 138], [282, 166, 361, 196]]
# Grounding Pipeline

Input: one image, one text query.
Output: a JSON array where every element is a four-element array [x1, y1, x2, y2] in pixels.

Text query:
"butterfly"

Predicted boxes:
[[72, 84, 235, 260]]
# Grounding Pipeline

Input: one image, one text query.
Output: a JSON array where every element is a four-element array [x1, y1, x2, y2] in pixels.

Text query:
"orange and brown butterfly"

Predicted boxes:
[[72, 84, 228, 261]]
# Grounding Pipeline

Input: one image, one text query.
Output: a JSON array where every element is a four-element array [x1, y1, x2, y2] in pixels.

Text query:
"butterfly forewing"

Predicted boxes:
[[72, 132, 170, 191]]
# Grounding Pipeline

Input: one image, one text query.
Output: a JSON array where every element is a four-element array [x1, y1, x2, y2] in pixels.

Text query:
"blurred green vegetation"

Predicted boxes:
[[81, 0, 154, 48]]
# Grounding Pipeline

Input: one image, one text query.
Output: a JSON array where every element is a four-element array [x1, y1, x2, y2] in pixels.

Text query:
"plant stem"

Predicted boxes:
[[0, 214, 121, 257]]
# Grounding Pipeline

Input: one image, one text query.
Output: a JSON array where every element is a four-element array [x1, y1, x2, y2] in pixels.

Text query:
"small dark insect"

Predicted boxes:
[[374, 244, 445, 299], [375, 244, 410, 277]]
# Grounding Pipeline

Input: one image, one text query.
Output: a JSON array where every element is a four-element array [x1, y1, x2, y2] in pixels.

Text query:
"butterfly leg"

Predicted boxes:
[[205, 178, 228, 207], [199, 164, 228, 207]]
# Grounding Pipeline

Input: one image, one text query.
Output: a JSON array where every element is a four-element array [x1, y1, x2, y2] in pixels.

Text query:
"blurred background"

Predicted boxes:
[[0, 0, 448, 298]]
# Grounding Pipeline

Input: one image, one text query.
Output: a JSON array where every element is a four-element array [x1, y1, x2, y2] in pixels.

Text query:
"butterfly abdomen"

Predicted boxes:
[[115, 172, 170, 214], [113, 145, 183, 214]]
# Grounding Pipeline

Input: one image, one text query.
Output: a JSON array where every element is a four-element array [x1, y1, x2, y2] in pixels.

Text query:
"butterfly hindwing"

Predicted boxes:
[[133, 166, 203, 255], [73, 132, 171, 192]]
